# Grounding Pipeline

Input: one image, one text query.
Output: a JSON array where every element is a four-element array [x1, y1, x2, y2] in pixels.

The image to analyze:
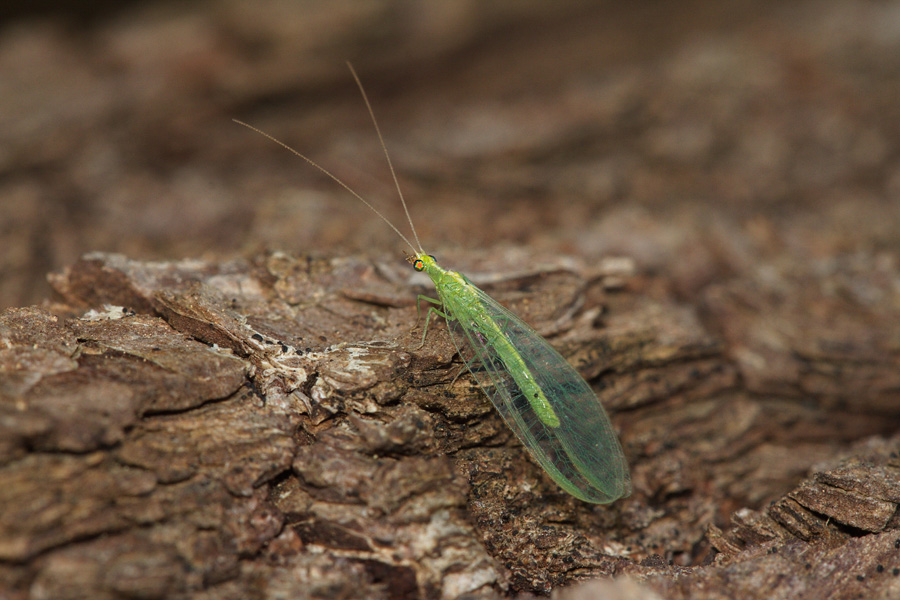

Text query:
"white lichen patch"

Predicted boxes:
[[247, 337, 403, 420], [82, 304, 132, 321]]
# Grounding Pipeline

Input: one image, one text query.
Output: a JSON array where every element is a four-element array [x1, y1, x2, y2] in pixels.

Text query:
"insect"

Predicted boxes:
[[235, 64, 631, 504]]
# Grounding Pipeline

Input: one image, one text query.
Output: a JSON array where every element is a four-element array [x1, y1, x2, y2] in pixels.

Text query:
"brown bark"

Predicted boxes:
[[2, 2, 900, 599]]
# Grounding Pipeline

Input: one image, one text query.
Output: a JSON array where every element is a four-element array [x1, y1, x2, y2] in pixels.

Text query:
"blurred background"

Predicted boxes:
[[2, 0, 899, 309]]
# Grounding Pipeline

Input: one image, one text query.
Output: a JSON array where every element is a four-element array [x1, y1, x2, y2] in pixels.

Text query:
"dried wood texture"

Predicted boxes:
[[0, 241, 895, 599], [2, 1, 900, 599]]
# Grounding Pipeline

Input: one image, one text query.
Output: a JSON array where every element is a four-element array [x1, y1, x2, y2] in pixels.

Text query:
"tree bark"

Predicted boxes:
[[2, 2, 900, 599]]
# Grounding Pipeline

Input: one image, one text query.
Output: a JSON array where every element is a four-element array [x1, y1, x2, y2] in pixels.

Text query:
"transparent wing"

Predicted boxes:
[[441, 283, 631, 504]]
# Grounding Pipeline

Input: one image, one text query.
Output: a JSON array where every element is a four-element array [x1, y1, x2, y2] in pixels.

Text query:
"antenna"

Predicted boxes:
[[346, 62, 425, 254], [232, 118, 419, 256]]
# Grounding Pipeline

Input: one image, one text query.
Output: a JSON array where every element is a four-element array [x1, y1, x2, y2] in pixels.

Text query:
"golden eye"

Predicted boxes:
[[413, 259, 425, 272]]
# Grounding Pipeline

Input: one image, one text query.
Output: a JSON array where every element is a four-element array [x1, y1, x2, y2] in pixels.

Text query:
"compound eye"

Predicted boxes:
[[428, 254, 436, 261], [413, 259, 425, 272]]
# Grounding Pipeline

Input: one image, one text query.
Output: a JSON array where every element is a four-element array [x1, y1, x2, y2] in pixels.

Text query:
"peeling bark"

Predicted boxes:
[[3, 1, 900, 599]]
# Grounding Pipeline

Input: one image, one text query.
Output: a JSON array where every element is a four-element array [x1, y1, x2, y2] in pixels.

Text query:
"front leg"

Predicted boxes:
[[412, 295, 450, 350]]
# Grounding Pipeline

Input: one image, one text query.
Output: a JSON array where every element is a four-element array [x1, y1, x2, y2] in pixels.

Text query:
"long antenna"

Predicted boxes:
[[232, 119, 419, 256], [346, 62, 425, 254]]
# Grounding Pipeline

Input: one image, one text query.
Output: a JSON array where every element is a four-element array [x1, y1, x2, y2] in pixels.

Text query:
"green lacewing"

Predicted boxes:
[[236, 64, 631, 504]]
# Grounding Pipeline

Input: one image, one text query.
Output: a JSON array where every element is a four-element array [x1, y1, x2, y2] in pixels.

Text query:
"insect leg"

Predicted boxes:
[[412, 295, 450, 350], [414, 294, 442, 325], [448, 365, 467, 386]]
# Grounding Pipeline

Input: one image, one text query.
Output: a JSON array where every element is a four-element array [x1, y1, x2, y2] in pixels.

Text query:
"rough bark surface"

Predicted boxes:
[[2, 1, 900, 599]]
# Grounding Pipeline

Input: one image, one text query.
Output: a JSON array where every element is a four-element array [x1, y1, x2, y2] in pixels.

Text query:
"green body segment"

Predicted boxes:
[[414, 254, 630, 504], [422, 269, 561, 428], [471, 315, 561, 428]]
